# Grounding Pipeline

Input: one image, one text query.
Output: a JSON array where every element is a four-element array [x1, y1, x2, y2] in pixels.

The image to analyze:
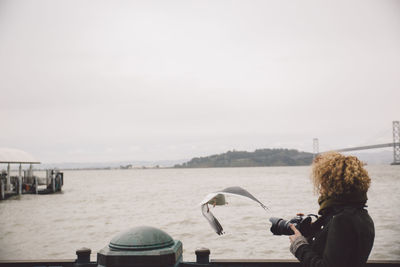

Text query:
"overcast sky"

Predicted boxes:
[[0, 0, 399, 163]]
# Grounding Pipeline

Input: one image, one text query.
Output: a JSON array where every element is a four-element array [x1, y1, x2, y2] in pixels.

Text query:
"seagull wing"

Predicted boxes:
[[200, 186, 268, 235], [201, 203, 224, 235], [214, 186, 269, 210]]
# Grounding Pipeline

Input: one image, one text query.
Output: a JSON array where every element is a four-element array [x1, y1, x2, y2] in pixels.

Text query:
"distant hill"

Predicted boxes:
[[174, 148, 314, 168]]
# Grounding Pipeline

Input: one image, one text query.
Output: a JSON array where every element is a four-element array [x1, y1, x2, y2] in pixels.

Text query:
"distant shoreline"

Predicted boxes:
[[22, 148, 394, 171], [174, 148, 313, 168]]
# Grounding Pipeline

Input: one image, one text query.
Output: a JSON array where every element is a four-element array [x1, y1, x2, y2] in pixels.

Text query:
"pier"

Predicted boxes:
[[0, 226, 398, 267], [0, 148, 63, 200]]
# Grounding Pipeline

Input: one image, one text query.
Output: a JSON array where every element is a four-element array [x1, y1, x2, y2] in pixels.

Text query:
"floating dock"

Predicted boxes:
[[0, 148, 63, 200]]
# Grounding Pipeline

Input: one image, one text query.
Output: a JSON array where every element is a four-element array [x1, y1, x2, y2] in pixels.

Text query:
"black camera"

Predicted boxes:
[[269, 215, 315, 236]]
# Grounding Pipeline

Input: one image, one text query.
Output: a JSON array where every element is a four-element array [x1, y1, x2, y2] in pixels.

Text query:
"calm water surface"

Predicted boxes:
[[0, 166, 399, 261]]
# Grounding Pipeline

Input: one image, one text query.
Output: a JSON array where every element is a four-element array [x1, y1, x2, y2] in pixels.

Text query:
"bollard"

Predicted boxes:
[[97, 226, 182, 267], [74, 247, 92, 267], [195, 248, 210, 264]]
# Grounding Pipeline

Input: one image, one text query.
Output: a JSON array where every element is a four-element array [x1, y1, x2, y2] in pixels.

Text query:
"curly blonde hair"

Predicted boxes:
[[311, 152, 371, 197]]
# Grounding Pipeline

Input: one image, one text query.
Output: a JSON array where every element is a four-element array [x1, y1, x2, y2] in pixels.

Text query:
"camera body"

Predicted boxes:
[[269, 215, 314, 236]]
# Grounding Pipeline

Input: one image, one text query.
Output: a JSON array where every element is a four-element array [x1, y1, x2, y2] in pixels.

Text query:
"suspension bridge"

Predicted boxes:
[[313, 121, 400, 165]]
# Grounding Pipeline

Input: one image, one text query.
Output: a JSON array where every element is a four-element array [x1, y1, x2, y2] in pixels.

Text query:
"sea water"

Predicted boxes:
[[0, 166, 399, 261]]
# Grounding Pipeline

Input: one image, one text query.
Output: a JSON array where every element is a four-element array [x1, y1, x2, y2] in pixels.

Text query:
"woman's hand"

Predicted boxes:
[[289, 224, 309, 256], [289, 224, 303, 244]]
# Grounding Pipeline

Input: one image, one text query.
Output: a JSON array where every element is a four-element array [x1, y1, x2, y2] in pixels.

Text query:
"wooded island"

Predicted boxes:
[[174, 148, 313, 168]]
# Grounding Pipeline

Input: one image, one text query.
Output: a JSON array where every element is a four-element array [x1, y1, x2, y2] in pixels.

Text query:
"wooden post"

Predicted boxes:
[[52, 175, 55, 192], [18, 164, 22, 195], [46, 170, 50, 186], [6, 163, 10, 192], [34, 176, 38, 194], [0, 180, 4, 200]]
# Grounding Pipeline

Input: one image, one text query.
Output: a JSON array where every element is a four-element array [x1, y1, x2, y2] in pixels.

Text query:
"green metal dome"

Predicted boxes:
[[109, 226, 175, 251]]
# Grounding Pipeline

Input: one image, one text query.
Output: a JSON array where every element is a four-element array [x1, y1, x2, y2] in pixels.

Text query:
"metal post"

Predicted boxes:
[[313, 138, 319, 159], [393, 121, 400, 165], [74, 247, 91, 267], [18, 164, 22, 195], [6, 163, 10, 192], [195, 248, 210, 264], [29, 164, 33, 178]]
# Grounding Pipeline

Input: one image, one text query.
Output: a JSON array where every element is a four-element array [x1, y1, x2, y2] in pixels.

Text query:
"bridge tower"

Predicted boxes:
[[313, 138, 319, 158], [393, 121, 400, 165]]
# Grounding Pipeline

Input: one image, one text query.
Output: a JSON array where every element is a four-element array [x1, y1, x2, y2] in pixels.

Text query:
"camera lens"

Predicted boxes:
[[269, 217, 295, 235]]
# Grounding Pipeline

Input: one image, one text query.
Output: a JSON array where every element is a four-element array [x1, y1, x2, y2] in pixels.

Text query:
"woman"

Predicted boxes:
[[289, 152, 375, 267]]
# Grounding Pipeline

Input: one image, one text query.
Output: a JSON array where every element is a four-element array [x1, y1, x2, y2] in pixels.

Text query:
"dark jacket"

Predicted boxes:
[[295, 206, 375, 267]]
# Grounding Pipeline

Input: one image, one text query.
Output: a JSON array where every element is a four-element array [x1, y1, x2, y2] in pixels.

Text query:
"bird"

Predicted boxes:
[[199, 186, 268, 235]]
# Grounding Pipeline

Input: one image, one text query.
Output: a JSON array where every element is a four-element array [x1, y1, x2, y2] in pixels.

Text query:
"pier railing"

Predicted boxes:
[[0, 258, 399, 267], [1, 227, 399, 267]]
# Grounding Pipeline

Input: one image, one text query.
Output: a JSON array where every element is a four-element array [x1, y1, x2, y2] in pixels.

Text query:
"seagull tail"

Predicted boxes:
[[214, 217, 224, 235]]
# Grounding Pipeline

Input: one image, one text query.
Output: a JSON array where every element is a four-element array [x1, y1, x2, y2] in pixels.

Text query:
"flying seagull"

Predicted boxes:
[[200, 186, 268, 235]]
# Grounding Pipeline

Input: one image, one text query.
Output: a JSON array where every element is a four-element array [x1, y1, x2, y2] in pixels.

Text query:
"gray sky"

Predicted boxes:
[[0, 0, 399, 163]]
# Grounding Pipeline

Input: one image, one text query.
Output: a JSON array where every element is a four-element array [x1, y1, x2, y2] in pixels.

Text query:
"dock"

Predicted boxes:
[[0, 148, 63, 200]]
